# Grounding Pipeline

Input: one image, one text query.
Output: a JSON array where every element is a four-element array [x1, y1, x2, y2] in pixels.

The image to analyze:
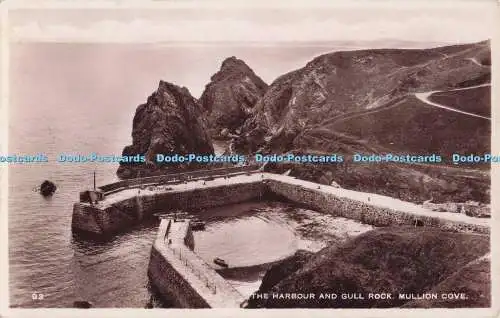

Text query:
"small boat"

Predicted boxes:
[[171, 210, 189, 221], [191, 220, 206, 231], [154, 210, 189, 220], [153, 212, 172, 219], [213, 257, 228, 268]]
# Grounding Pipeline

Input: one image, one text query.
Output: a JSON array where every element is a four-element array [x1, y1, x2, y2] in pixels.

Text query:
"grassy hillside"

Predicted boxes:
[[265, 161, 490, 204], [236, 41, 490, 154], [403, 254, 491, 308], [234, 41, 491, 204], [247, 227, 490, 308], [429, 86, 490, 117], [330, 95, 490, 157]]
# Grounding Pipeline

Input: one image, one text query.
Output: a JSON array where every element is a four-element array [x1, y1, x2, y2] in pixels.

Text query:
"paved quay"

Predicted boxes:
[[268, 174, 490, 228], [100, 172, 489, 229], [98, 173, 264, 208]]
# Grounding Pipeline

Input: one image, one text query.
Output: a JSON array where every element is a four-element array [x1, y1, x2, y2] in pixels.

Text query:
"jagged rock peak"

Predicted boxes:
[[221, 56, 248, 69], [200, 57, 268, 136], [150, 80, 196, 105], [117, 79, 214, 179], [157, 80, 191, 95], [208, 56, 267, 89]]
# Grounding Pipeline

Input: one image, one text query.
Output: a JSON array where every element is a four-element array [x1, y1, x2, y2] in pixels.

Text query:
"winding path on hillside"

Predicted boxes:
[[466, 57, 484, 67], [304, 82, 491, 152], [414, 83, 491, 121], [317, 82, 491, 131], [300, 81, 491, 175]]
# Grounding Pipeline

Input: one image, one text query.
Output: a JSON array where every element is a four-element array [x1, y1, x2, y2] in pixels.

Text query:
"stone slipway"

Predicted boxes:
[[148, 218, 246, 308]]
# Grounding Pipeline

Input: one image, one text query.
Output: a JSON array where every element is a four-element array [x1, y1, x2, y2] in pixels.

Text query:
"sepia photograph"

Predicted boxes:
[[0, 0, 498, 316]]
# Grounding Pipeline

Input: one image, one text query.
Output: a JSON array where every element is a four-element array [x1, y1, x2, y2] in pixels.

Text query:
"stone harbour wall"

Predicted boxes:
[[264, 178, 489, 234], [148, 243, 210, 308], [99, 165, 259, 194], [146, 181, 265, 212], [148, 219, 245, 308], [74, 172, 490, 308], [71, 203, 103, 234], [72, 181, 265, 235], [72, 202, 141, 236], [72, 172, 489, 236]]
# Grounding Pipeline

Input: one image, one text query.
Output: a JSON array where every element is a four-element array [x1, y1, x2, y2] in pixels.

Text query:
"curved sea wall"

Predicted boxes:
[[264, 175, 489, 234], [72, 180, 264, 236], [73, 172, 489, 236]]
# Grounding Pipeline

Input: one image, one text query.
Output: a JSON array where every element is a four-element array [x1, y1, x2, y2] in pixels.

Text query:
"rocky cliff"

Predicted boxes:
[[234, 41, 491, 204], [248, 227, 490, 308], [117, 81, 214, 179], [200, 57, 268, 139]]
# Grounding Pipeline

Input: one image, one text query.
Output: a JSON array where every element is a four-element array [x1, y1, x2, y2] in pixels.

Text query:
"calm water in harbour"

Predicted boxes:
[[192, 201, 373, 298], [8, 43, 375, 308]]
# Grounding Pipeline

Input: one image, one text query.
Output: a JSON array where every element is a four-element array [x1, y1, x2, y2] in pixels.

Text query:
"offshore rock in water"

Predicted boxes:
[[39, 180, 57, 197]]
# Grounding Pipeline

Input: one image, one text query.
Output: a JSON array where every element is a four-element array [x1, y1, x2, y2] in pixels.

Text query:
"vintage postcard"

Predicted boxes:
[[0, 0, 498, 317]]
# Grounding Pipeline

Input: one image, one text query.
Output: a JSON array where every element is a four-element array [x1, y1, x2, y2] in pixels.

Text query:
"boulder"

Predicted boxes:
[[39, 180, 56, 197]]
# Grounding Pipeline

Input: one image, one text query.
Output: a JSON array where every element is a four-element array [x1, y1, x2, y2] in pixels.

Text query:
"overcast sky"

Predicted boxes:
[[6, 0, 498, 44], [6, 0, 498, 153]]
